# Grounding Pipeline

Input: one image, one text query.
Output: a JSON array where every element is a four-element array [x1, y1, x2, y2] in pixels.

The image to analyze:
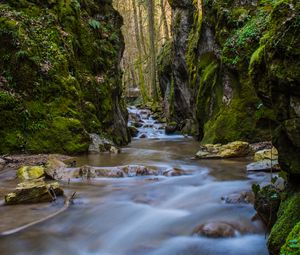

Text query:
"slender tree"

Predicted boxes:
[[132, 0, 148, 101], [160, 0, 170, 41], [146, 0, 158, 101]]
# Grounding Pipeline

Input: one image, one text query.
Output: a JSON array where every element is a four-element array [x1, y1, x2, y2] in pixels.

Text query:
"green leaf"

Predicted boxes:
[[252, 183, 261, 195], [88, 19, 100, 30]]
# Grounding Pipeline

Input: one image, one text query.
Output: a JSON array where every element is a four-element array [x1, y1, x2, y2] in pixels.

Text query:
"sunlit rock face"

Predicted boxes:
[[0, 0, 130, 154]]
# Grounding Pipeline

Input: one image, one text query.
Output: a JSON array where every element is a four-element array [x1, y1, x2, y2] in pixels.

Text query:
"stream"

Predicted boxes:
[[0, 107, 270, 255]]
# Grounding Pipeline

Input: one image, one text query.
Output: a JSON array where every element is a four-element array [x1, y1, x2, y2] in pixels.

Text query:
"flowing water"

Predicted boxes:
[[0, 108, 270, 255]]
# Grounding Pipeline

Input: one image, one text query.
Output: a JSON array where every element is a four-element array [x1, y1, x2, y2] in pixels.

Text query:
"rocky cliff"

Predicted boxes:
[[0, 0, 130, 154], [158, 0, 300, 253], [158, 0, 278, 142]]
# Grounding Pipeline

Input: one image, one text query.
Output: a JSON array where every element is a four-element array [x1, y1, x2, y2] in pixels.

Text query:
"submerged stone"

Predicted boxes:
[[75, 165, 188, 179], [222, 191, 255, 204], [193, 222, 239, 238]]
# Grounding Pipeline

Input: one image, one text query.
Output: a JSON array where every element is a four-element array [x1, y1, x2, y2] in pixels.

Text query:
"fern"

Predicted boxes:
[[88, 19, 100, 30]]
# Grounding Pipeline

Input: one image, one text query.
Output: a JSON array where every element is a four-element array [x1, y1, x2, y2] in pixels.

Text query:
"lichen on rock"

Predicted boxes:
[[5, 178, 64, 205]]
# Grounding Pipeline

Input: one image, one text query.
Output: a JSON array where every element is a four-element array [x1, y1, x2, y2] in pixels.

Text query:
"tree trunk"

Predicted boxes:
[[132, 0, 148, 101], [146, 0, 158, 101], [160, 0, 170, 42]]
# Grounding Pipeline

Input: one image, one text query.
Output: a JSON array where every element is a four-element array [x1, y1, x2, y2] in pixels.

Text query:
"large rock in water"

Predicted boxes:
[[247, 147, 280, 172], [88, 134, 120, 154], [5, 179, 64, 205], [45, 158, 67, 180], [254, 147, 278, 162], [247, 160, 280, 172], [196, 141, 252, 159], [193, 222, 239, 238], [17, 166, 45, 181]]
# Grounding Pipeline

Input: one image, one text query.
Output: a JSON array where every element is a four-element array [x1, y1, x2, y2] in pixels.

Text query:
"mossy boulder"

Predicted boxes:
[[254, 147, 278, 162], [5, 179, 64, 205], [17, 166, 45, 181], [268, 192, 300, 255], [281, 221, 300, 255], [196, 141, 252, 159]]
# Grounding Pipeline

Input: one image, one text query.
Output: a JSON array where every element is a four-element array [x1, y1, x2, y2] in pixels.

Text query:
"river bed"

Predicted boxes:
[[0, 134, 270, 255]]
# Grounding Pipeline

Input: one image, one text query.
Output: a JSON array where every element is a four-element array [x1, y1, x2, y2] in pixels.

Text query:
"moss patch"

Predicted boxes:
[[268, 192, 300, 255], [0, 0, 128, 154]]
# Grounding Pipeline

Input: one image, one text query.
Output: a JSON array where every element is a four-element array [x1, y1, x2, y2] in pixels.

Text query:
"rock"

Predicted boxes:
[[196, 141, 252, 159], [79, 166, 97, 179], [88, 133, 116, 153], [193, 222, 239, 238], [17, 166, 45, 181], [163, 168, 187, 176], [139, 133, 147, 139], [110, 146, 120, 154], [122, 165, 159, 177], [247, 146, 280, 172], [143, 124, 154, 128], [165, 123, 177, 135], [0, 158, 6, 170], [4, 179, 64, 205], [222, 191, 255, 204], [132, 122, 143, 128], [45, 158, 67, 180], [129, 112, 141, 123], [254, 147, 278, 162], [250, 142, 273, 152], [128, 126, 139, 137], [247, 160, 281, 172], [75, 165, 186, 179]]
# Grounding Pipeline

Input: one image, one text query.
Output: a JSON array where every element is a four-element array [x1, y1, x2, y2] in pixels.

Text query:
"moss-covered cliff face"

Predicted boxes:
[[0, 0, 130, 154], [249, 1, 300, 254], [158, 0, 279, 142]]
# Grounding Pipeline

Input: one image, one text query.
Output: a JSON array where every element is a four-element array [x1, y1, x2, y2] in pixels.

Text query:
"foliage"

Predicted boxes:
[[88, 19, 101, 29], [222, 10, 269, 67]]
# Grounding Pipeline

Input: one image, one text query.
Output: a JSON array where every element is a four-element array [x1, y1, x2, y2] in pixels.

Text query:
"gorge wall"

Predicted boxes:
[[0, 0, 130, 154], [158, 0, 300, 254]]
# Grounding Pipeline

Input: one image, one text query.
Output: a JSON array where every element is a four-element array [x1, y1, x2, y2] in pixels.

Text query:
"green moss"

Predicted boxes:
[[0, 0, 128, 154], [17, 166, 45, 181], [249, 44, 265, 75], [281, 221, 300, 255], [268, 192, 300, 255]]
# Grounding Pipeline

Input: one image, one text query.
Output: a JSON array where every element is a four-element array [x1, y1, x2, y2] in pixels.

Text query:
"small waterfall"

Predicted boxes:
[[128, 106, 184, 139]]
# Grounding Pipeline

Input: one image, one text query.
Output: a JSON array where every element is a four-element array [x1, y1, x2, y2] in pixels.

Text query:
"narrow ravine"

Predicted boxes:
[[0, 108, 270, 255]]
